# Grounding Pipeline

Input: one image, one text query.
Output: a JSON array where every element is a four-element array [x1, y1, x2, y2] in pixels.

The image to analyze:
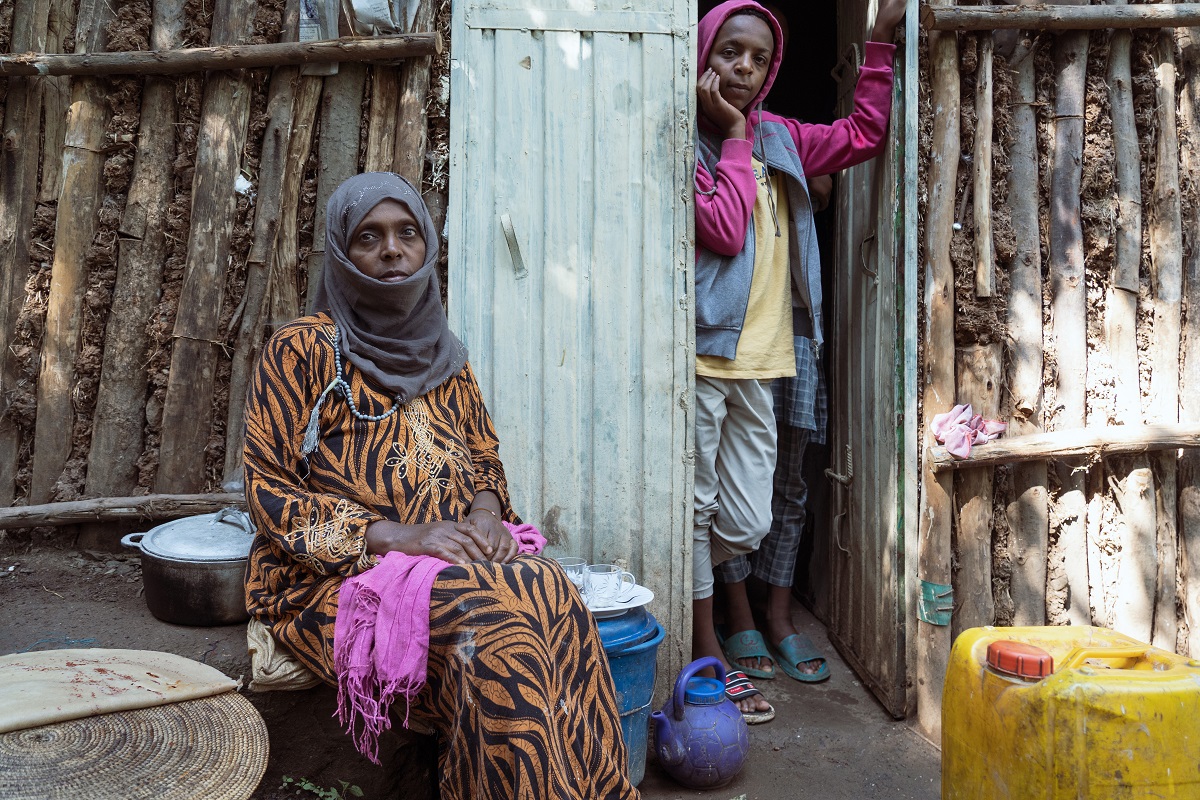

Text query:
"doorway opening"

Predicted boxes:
[[696, 0, 842, 618]]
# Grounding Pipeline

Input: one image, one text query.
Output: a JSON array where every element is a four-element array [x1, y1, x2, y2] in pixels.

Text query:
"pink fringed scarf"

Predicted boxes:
[[333, 521, 546, 763]]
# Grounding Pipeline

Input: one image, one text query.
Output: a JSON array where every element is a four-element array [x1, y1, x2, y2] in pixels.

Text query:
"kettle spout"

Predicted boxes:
[[650, 710, 685, 766]]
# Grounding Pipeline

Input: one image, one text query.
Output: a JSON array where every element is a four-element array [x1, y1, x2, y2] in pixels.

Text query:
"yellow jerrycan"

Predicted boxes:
[[943, 625, 1200, 799]]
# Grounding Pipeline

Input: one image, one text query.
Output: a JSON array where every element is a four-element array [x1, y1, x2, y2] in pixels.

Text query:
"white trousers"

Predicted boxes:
[[692, 375, 777, 600]]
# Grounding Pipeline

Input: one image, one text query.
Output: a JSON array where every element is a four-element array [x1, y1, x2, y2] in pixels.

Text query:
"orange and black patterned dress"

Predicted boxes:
[[244, 313, 639, 799]]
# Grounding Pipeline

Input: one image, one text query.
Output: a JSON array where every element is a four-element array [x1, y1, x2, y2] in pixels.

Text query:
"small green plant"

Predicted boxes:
[[280, 775, 364, 800]]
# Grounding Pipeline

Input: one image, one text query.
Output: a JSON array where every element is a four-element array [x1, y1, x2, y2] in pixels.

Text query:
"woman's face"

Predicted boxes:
[[705, 14, 774, 112], [347, 199, 426, 282]]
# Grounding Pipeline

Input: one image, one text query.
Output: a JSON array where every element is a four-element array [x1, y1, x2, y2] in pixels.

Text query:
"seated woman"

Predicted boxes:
[[244, 172, 639, 800]]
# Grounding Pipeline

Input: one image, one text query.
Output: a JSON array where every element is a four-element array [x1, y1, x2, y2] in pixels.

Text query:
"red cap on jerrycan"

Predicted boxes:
[[986, 640, 1053, 681]]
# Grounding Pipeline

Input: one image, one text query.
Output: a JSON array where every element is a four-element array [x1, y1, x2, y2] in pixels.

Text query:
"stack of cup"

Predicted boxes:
[[553, 557, 637, 608]]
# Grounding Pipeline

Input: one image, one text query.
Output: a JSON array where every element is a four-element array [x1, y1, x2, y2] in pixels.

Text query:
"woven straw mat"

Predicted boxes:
[[0, 691, 268, 800]]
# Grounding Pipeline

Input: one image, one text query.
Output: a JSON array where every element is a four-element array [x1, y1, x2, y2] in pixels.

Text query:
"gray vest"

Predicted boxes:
[[694, 119, 823, 360]]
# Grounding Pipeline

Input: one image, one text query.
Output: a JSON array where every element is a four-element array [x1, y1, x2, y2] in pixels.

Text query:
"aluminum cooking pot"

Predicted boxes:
[[121, 507, 255, 626]]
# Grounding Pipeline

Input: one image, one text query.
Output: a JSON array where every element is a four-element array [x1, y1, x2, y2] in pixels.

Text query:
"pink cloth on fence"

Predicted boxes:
[[931, 403, 1007, 459], [333, 521, 546, 763]]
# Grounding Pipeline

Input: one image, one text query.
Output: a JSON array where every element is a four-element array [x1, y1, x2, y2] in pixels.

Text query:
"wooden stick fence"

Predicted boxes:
[[918, 0, 1200, 739]]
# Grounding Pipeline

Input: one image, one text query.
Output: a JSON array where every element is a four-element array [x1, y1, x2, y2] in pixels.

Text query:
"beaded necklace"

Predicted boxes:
[[301, 324, 401, 456]]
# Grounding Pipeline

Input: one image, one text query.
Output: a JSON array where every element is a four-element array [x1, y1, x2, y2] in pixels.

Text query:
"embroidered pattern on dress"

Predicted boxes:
[[384, 397, 467, 506], [285, 499, 363, 574]]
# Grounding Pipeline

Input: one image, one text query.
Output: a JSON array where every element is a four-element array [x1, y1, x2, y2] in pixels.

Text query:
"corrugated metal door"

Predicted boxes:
[[447, 0, 695, 678], [823, 5, 918, 719]]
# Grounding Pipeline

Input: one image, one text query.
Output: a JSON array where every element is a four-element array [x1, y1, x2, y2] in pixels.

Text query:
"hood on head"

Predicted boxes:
[[697, 0, 784, 112]]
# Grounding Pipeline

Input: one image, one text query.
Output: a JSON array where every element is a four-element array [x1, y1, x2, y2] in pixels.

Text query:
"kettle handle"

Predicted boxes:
[[672, 656, 726, 721]]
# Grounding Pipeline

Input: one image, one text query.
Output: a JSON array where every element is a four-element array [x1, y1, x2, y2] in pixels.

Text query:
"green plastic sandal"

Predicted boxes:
[[719, 629, 776, 680], [768, 633, 831, 683]]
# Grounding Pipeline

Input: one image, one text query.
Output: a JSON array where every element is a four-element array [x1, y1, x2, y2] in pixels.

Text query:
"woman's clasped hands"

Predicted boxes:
[[364, 494, 517, 565]]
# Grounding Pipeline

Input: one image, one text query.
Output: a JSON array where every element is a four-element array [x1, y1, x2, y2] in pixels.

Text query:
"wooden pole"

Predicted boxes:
[[392, 0, 436, 183], [267, 77, 322, 327], [1004, 20, 1049, 627], [917, 0, 960, 742], [0, 32, 442, 76], [30, 0, 116, 503], [1149, 28, 1182, 652], [36, 0, 76, 203], [1178, 21, 1200, 658], [1048, 18, 1091, 626], [0, 493, 245, 529], [973, 34, 995, 298], [923, 4, 1200, 31], [305, 63, 367, 310], [86, 0, 186, 499], [365, 66, 401, 172], [0, 0, 51, 503], [155, 0, 255, 493], [930, 424, 1200, 470], [1103, 3, 1157, 645], [222, 61, 302, 483], [952, 345, 1002, 639]]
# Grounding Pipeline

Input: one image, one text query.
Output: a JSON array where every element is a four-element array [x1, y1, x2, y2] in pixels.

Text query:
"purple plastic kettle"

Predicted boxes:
[[650, 656, 750, 788]]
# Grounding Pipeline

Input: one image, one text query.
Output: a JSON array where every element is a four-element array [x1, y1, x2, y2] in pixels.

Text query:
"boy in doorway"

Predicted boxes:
[[691, 0, 905, 722]]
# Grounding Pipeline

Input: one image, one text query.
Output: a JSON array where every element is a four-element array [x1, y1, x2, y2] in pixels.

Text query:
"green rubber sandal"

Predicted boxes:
[[768, 633, 831, 683], [719, 628, 776, 680]]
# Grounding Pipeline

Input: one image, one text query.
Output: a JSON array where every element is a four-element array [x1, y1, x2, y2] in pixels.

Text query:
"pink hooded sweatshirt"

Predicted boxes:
[[694, 0, 896, 258]]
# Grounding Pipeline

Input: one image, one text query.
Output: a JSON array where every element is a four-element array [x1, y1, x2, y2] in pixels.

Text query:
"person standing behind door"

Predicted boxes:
[[690, 0, 905, 721]]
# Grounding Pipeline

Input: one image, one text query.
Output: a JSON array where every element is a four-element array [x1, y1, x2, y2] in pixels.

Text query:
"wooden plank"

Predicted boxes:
[[923, 4, 1200, 31], [1177, 22, 1200, 658], [931, 424, 1200, 469], [30, 0, 115, 503], [952, 345, 1001, 639], [86, 0, 186, 497], [590, 31, 638, 563], [1048, 19, 1090, 626], [972, 34, 994, 298], [1149, 28, 1182, 652], [392, 0, 435, 183], [1004, 14, 1047, 626], [36, 0, 76, 203], [0, 33, 442, 76], [0, 493, 245, 529], [540, 29, 588, 551], [901, 2, 922, 717], [305, 62, 366, 309], [0, 0, 51, 503], [155, 0, 255, 493], [916, 2, 960, 742]]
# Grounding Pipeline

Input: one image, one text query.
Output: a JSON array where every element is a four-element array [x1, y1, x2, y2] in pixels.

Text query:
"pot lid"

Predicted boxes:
[[596, 606, 658, 654], [131, 509, 255, 563]]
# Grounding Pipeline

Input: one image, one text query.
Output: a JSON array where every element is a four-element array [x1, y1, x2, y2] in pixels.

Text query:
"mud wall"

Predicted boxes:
[[0, 0, 452, 546], [919, 20, 1200, 658]]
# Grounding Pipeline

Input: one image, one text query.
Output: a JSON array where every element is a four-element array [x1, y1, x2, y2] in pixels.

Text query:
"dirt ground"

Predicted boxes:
[[1, 545, 940, 800]]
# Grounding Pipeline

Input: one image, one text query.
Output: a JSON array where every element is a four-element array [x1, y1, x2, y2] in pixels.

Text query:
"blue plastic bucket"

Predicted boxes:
[[600, 613, 665, 787]]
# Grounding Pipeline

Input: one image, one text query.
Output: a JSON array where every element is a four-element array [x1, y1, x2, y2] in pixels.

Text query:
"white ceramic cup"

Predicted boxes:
[[554, 556, 589, 595], [586, 563, 636, 606]]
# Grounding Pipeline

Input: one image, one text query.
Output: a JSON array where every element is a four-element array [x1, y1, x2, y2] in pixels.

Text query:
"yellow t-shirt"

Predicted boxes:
[[697, 157, 796, 379]]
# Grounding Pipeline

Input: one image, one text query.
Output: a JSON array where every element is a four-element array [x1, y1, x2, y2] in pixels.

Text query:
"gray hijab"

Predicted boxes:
[[312, 172, 466, 402]]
